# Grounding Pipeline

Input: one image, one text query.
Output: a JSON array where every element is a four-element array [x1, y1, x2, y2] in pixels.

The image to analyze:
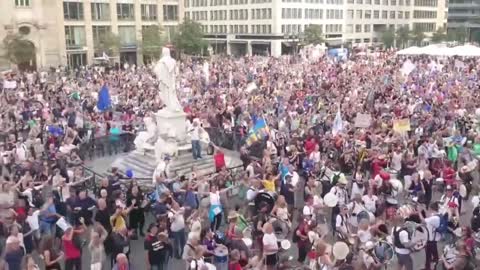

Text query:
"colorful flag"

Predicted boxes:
[[245, 118, 269, 146], [96, 84, 111, 112]]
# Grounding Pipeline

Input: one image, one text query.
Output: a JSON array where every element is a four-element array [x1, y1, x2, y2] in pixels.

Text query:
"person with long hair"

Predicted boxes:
[[126, 185, 147, 237], [21, 255, 39, 270], [40, 235, 62, 270], [89, 223, 108, 270]]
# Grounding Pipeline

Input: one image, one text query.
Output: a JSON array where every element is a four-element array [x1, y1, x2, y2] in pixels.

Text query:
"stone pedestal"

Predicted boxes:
[[155, 109, 187, 143]]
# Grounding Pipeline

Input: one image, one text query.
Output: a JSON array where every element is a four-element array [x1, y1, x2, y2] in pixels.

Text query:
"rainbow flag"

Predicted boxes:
[[245, 118, 269, 146]]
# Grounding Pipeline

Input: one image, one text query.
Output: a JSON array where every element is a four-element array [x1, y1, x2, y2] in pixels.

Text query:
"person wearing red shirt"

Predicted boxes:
[[304, 137, 317, 157], [213, 144, 226, 172], [228, 249, 243, 270], [443, 162, 456, 187], [371, 155, 388, 178], [62, 218, 86, 270]]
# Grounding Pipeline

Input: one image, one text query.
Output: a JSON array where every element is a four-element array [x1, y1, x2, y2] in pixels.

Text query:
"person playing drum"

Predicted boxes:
[[271, 195, 291, 231], [361, 241, 383, 270], [416, 202, 442, 270]]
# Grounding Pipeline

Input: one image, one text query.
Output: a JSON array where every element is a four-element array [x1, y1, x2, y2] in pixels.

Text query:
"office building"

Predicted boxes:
[[0, 0, 183, 69], [447, 0, 480, 42], [184, 0, 448, 56]]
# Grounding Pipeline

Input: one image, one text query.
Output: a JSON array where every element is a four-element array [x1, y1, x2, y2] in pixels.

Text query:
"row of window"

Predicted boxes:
[[414, 0, 438, 6], [326, 9, 344, 19], [64, 2, 179, 22], [251, 8, 273, 20], [66, 24, 177, 50], [210, 10, 228, 21], [281, 8, 303, 19], [413, 22, 436, 32], [347, 0, 411, 5], [413, 10, 437, 18], [186, 0, 268, 5], [191, 11, 208, 21], [206, 24, 271, 34], [347, 9, 411, 19], [304, 9, 324, 19]]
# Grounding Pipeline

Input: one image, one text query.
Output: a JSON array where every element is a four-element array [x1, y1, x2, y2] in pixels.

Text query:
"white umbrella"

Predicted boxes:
[[396, 46, 421, 55], [450, 44, 480, 57]]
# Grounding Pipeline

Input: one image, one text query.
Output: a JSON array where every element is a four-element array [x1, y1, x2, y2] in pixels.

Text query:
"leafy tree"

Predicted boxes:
[[447, 27, 467, 43], [395, 26, 411, 49], [303, 24, 324, 45], [2, 34, 35, 67], [141, 25, 165, 63], [174, 19, 207, 55], [94, 31, 120, 56], [381, 29, 395, 48], [411, 27, 426, 46], [430, 27, 447, 43]]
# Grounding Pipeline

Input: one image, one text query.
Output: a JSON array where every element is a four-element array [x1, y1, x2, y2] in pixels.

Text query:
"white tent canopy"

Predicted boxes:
[[396, 44, 480, 57]]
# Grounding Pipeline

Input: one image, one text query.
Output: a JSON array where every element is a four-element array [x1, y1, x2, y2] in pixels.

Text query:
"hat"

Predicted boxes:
[[446, 185, 453, 190], [364, 241, 375, 251], [338, 174, 348, 185], [228, 211, 239, 220], [378, 154, 386, 160]]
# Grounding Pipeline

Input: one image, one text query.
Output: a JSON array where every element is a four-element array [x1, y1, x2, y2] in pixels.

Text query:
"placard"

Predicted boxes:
[[354, 113, 372, 128], [393, 119, 411, 133], [3, 80, 17, 89]]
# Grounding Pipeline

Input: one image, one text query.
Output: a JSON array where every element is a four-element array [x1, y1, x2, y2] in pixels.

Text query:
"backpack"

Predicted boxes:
[[434, 213, 449, 237]]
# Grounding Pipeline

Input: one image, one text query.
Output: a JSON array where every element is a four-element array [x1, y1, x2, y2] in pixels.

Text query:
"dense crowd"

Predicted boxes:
[[0, 50, 479, 270]]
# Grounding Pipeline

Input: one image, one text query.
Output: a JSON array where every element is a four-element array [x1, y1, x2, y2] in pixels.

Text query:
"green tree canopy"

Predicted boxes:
[[141, 25, 165, 62], [174, 19, 207, 55], [2, 34, 35, 66], [303, 24, 325, 45], [411, 27, 426, 46], [430, 27, 447, 43], [395, 26, 411, 49], [94, 31, 120, 56], [381, 29, 395, 48]]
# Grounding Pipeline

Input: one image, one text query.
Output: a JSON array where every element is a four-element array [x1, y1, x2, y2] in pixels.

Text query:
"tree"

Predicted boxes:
[[2, 34, 35, 67], [447, 27, 467, 43], [395, 26, 411, 49], [174, 19, 207, 55], [303, 24, 324, 45], [381, 29, 395, 48], [410, 27, 426, 46], [430, 27, 447, 43], [94, 31, 120, 56], [141, 25, 165, 63]]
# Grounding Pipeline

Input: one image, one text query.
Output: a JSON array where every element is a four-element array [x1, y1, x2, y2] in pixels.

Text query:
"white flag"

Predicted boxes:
[[332, 106, 343, 135], [102, 52, 109, 61]]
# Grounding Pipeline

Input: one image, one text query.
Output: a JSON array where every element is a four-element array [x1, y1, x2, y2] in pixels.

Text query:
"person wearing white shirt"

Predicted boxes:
[[362, 188, 378, 214], [440, 187, 460, 217], [335, 205, 350, 240], [262, 222, 278, 270], [418, 202, 441, 270], [188, 120, 202, 160], [169, 205, 186, 259], [391, 216, 413, 270]]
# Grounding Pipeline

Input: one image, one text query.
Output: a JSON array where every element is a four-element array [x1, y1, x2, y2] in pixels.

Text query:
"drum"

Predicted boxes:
[[356, 210, 371, 225], [397, 205, 415, 219], [213, 246, 229, 265], [386, 168, 399, 181], [254, 191, 277, 213], [408, 223, 428, 251], [332, 242, 350, 260], [373, 241, 395, 264], [324, 192, 338, 207], [280, 240, 291, 250], [386, 197, 398, 207], [271, 218, 289, 241]]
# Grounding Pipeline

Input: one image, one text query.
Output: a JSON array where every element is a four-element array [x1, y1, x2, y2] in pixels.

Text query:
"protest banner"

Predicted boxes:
[[354, 113, 372, 128], [393, 119, 411, 133]]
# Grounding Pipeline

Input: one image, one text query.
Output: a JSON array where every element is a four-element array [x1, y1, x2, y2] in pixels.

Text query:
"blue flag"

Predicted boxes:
[[97, 84, 111, 112]]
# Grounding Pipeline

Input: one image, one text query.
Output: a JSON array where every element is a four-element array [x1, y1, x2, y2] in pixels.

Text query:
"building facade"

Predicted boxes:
[[0, 0, 183, 69], [447, 0, 480, 42], [184, 0, 447, 56]]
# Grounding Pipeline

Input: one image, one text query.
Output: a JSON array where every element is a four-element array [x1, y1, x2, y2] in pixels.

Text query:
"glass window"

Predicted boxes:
[[117, 3, 135, 20], [374, 0, 380, 3], [405, 11, 410, 18], [391, 0, 396, 5], [382, 10, 387, 18], [356, 0, 363, 3], [356, 10, 362, 19], [91, 3, 110, 21], [118, 26, 137, 46], [390, 11, 395, 18], [374, 10, 379, 18], [64, 2, 84, 20], [347, 9, 354, 19], [364, 24, 371, 32], [15, 0, 30, 7], [65, 26, 86, 49], [92, 26, 111, 48], [163, 5, 179, 21], [365, 10, 371, 19], [355, 24, 362, 33], [346, 24, 353, 33], [398, 11, 403, 19], [141, 4, 158, 21]]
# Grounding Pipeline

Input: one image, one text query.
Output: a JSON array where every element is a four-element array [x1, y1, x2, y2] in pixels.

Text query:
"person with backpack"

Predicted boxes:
[[441, 241, 476, 270], [391, 215, 414, 270], [417, 202, 443, 270]]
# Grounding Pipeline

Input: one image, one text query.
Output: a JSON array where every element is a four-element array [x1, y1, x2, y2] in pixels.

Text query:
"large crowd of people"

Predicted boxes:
[[0, 50, 479, 270]]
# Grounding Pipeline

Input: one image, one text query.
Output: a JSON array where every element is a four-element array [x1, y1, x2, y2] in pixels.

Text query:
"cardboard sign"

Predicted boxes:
[[354, 113, 372, 128], [393, 119, 411, 133], [3, 80, 17, 89]]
